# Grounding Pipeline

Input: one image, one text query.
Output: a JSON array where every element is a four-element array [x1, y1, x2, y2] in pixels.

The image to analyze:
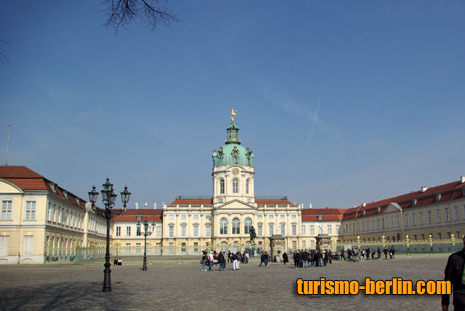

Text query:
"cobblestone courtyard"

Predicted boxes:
[[0, 255, 450, 311]]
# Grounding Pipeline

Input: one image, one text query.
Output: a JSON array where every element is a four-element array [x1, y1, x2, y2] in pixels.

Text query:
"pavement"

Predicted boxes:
[[0, 255, 450, 311]]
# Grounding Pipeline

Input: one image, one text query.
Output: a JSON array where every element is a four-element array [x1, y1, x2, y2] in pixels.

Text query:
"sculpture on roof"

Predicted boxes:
[[231, 108, 237, 122]]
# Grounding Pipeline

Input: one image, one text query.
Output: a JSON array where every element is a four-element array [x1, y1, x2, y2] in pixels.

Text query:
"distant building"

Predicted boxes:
[[2, 113, 464, 263], [161, 112, 302, 253], [340, 178, 465, 244], [0, 166, 106, 264], [112, 208, 162, 256]]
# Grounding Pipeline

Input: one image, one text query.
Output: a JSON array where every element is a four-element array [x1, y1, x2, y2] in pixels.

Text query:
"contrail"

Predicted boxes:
[[296, 96, 321, 163]]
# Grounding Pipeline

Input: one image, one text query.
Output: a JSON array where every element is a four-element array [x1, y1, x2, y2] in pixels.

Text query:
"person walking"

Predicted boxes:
[[283, 252, 289, 265], [218, 251, 225, 271], [263, 251, 269, 267], [208, 251, 214, 271], [200, 251, 207, 271], [442, 236, 465, 311], [259, 252, 265, 267]]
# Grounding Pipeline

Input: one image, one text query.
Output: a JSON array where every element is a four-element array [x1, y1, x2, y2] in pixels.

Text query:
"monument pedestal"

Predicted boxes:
[[316, 234, 332, 251], [269, 235, 285, 262]]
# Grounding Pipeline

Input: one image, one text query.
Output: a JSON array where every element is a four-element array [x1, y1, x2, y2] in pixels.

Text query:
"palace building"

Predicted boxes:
[[1, 111, 464, 263], [0, 166, 107, 264], [160, 111, 304, 253]]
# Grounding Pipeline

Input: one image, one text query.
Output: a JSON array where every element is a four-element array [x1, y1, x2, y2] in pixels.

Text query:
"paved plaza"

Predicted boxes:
[[0, 255, 451, 311]]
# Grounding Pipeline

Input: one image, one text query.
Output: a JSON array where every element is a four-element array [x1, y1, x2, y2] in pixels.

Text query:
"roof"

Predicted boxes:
[[167, 198, 298, 207], [301, 208, 344, 222], [301, 208, 345, 215], [343, 178, 465, 220], [119, 209, 162, 216], [112, 209, 163, 222], [168, 199, 213, 206], [0, 165, 88, 210], [256, 200, 297, 206]]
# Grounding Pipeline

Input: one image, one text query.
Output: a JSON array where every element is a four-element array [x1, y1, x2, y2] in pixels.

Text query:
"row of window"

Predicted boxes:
[[47, 201, 84, 230], [0, 235, 33, 257], [345, 204, 465, 234], [1, 199, 36, 220], [115, 225, 163, 237], [165, 213, 299, 220], [168, 224, 210, 238], [166, 214, 212, 221], [218, 178, 252, 194]]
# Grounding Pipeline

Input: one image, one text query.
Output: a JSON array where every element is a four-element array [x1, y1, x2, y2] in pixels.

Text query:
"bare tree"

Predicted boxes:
[[102, 0, 179, 33]]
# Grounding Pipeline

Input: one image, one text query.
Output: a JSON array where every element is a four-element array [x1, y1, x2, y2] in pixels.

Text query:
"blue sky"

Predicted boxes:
[[1, 1, 464, 209]]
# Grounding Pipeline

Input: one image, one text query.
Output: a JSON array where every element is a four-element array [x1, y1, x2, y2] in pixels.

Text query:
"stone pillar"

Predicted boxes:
[[316, 234, 332, 251], [269, 234, 285, 262]]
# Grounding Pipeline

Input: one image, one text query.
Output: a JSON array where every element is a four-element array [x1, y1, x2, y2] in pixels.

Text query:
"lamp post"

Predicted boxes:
[[406, 235, 410, 256], [429, 234, 433, 255], [137, 216, 155, 271], [87, 178, 130, 292]]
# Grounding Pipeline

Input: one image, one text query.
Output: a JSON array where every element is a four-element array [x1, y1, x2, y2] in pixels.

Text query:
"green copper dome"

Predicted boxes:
[[212, 120, 254, 167]]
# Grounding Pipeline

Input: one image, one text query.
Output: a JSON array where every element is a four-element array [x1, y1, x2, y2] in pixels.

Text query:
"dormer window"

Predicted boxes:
[[63, 191, 68, 199], [362, 210, 366, 216], [318, 215, 322, 221], [49, 183, 56, 193], [436, 194, 441, 202], [377, 207, 381, 213], [412, 199, 417, 206], [76, 198, 80, 205]]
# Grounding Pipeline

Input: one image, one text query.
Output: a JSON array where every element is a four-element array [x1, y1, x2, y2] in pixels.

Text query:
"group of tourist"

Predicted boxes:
[[200, 246, 398, 271], [201, 250, 248, 271], [285, 249, 332, 268], [336, 246, 396, 261]]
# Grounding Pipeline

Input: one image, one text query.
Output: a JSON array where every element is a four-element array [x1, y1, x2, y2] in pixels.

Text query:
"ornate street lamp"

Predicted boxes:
[[87, 178, 130, 292], [429, 234, 433, 255], [406, 235, 410, 256], [137, 216, 155, 271]]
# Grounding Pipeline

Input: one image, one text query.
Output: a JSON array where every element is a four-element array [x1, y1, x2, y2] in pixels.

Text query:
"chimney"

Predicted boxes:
[[144, 202, 148, 209], [362, 202, 367, 207], [421, 187, 428, 193], [154, 203, 157, 209], [135, 203, 139, 209], [309, 203, 313, 209], [461, 176, 465, 184]]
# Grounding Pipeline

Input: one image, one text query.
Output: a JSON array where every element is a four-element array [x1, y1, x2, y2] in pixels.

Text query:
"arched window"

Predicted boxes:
[[257, 223, 263, 236], [268, 223, 274, 236], [232, 178, 239, 194], [280, 223, 286, 236], [220, 218, 228, 234], [232, 217, 240, 234], [246, 179, 250, 194], [244, 217, 252, 234], [220, 178, 225, 194], [220, 241, 228, 251]]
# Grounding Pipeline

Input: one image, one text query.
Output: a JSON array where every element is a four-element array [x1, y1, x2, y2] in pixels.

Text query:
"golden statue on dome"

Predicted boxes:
[[231, 108, 237, 122]]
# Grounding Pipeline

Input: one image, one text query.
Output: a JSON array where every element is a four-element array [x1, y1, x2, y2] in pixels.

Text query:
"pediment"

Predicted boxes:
[[0, 179, 24, 194], [383, 202, 403, 214], [213, 199, 257, 211]]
